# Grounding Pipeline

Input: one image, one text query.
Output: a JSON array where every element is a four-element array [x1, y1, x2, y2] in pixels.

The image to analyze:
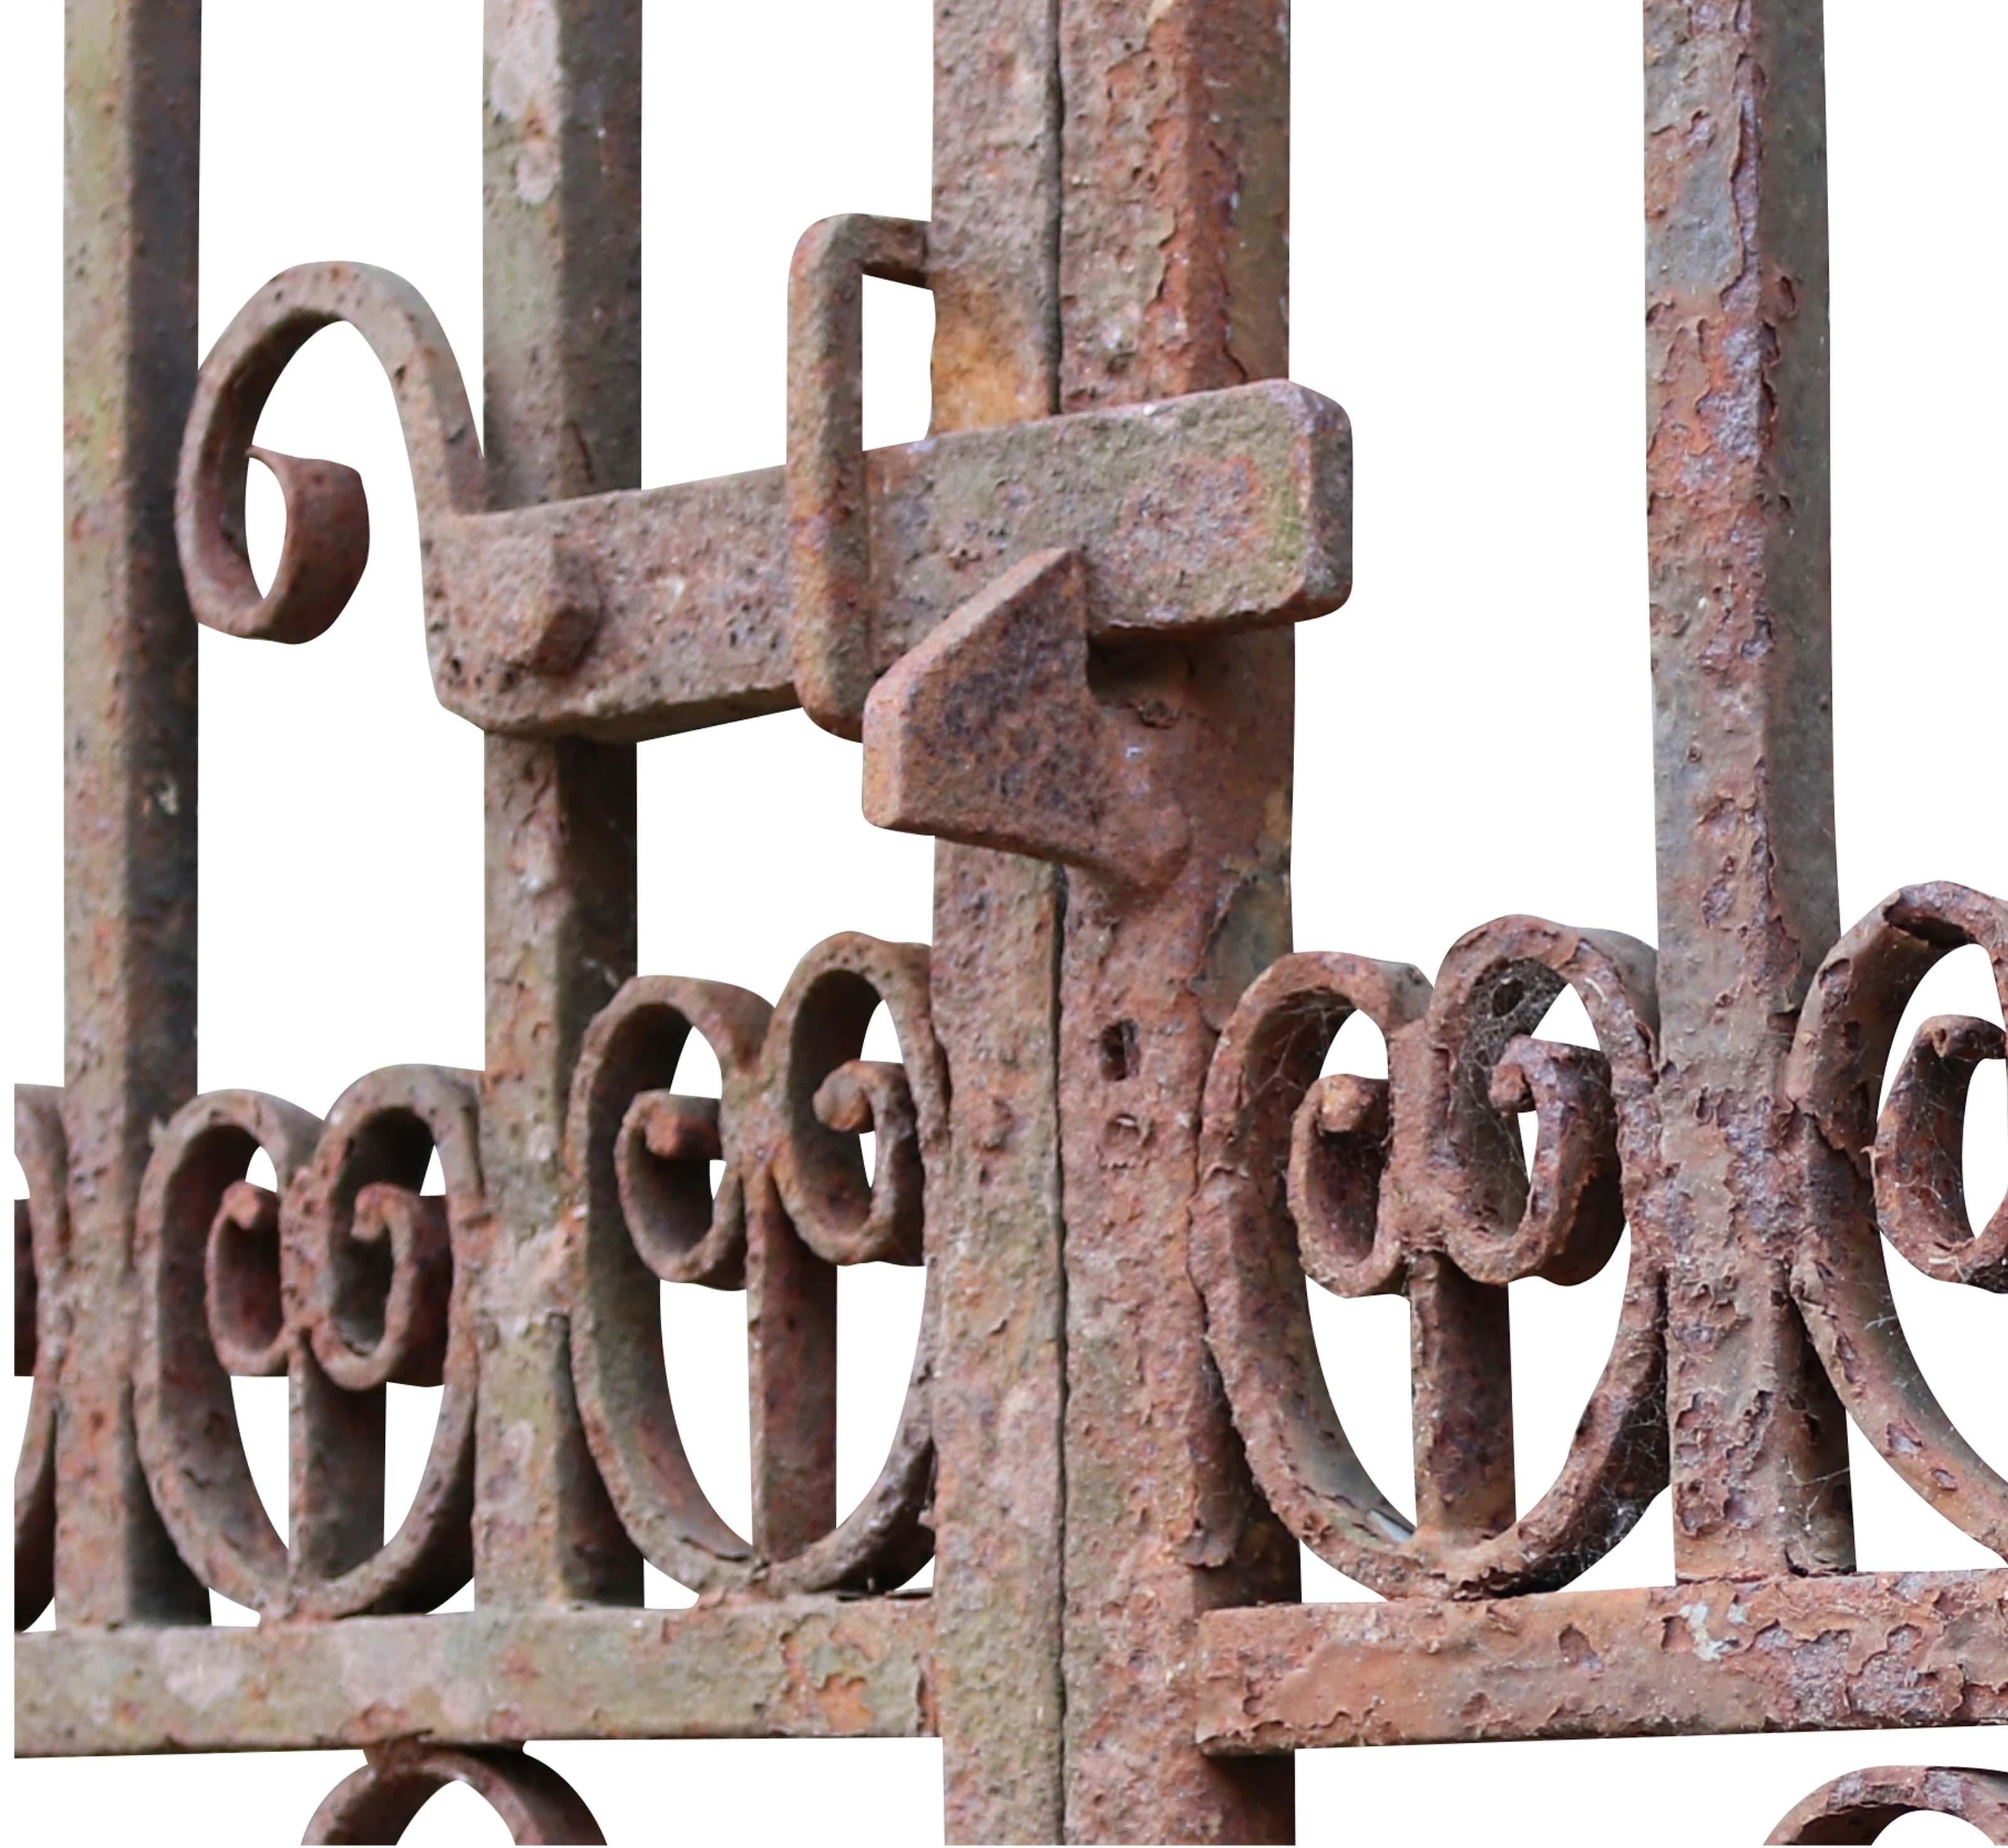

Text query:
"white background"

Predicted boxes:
[[5, 2, 2005, 1840]]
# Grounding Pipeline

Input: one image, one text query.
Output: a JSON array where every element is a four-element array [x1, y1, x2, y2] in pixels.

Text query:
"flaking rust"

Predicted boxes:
[[16, 0, 2003, 1841], [1769, 1766, 2008, 1844], [1196, 1572, 2008, 1752]]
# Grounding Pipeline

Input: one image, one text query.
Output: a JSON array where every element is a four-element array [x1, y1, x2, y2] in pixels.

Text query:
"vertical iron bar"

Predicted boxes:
[[286, 1365, 385, 1586], [746, 1181, 837, 1559], [926, 9, 1069, 1839], [1407, 1258, 1516, 1545], [1645, 0, 1854, 1579], [476, 0, 643, 1606], [58, 0, 209, 1628], [1055, 2, 1297, 1839]]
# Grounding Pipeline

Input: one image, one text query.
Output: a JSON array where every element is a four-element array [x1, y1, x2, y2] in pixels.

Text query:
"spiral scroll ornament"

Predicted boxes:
[[133, 1068, 483, 1618], [176, 263, 481, 650], [567, 934, 944, 1595], [1191, 918, 1669, 1597], [1787, 882, 2008, 1559]]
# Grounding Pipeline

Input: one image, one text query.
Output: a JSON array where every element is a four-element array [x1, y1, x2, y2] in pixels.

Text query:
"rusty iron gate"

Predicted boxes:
[[13, 1, 2008, 1842]]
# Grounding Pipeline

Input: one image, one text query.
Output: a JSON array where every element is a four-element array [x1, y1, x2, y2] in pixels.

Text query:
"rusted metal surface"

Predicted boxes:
[[564, 941, 939, 1597], [787, 211, 931, 739], [19, 0, 2007, 1839], [14, 1087, 65, 1629], [56, 0, 210, 1632], [1173, 0, 1996, 1817], [16, 1597, 936, 1755], [1195, 1571, 2008, 1752], [867, 548, 1200, 889], [1789, 882, 2008, 1555], [474, 0, 642, 1613], [923, 4, 1070, 1837], [1190, 925, 1669, 1600], [1047, 3, 1300, 1840], [1769, 1765, 2008, 1844], [132, 1072, 479, 1617], [304, 1744, 605, 1846], [175, 268, 1352, 741], [1646, 0, 1852, 1582], [927, 830, 1069, 1846]]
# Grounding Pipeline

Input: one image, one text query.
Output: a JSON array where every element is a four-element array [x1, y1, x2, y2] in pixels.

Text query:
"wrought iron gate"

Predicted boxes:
[[14, 1, 2006, 1842]]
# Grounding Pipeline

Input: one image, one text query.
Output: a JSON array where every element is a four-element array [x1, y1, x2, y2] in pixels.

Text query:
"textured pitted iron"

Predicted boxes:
[[13, 0, 2002, 1841]]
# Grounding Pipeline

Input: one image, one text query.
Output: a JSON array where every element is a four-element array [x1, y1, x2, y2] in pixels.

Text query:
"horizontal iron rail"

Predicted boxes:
[[1195, 1570, 2008, 1753], [15, 1594, 935, 1756]]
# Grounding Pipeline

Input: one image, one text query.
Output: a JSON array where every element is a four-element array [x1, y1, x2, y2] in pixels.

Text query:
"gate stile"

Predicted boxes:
[[13, 3, 2006, 1844]]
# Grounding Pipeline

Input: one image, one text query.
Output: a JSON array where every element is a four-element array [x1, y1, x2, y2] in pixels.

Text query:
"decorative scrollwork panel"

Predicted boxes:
[[18, 0, 2007, 1840], [1192, 918, 1669, 1598], [132, 1067, 482, 1617], [567, 934, 942, 1596], [1789, 881, 2008, 1559]]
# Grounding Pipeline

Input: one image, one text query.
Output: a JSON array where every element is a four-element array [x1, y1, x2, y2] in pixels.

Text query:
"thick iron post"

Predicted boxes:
[[925, 5, 1069, 1840], [475, 0, 643, 1605], [1055, 2, 1298, 1839], [58, 0, 209, 1629], [1644, 0, 1853, 1578]]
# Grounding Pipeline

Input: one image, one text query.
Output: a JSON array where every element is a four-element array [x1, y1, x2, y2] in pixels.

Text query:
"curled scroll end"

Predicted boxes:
[[246, 446, 370, 641], [1876, 1013, 2008, 1293], [1470, 1036, 1628, 1288], [812, 1058, 926, 1266], [177, 261, 480, 652], [1289, 1073, 1403, 1299], [180, 429, 371, 647], [615, 1089, 747, 1290], [766, 936, 943, 1271], [307, 1181, 454, 1391], [205, 1180, 290, 1378]]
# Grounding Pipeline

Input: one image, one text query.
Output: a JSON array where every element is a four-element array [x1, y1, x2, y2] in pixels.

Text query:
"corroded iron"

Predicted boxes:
[[133, 1071, 481, 1618], [1769, 1766, 2008, 1844], [564, 937, 941, 1595], [176, 263, 1351, 742], [303, 1745, 604, 1847], [19, 1598, 936, 1755], [14, 0, 2003, 1842], [1196, 1572, 2008, 1751], [1188, 926, 1670, 1599]]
